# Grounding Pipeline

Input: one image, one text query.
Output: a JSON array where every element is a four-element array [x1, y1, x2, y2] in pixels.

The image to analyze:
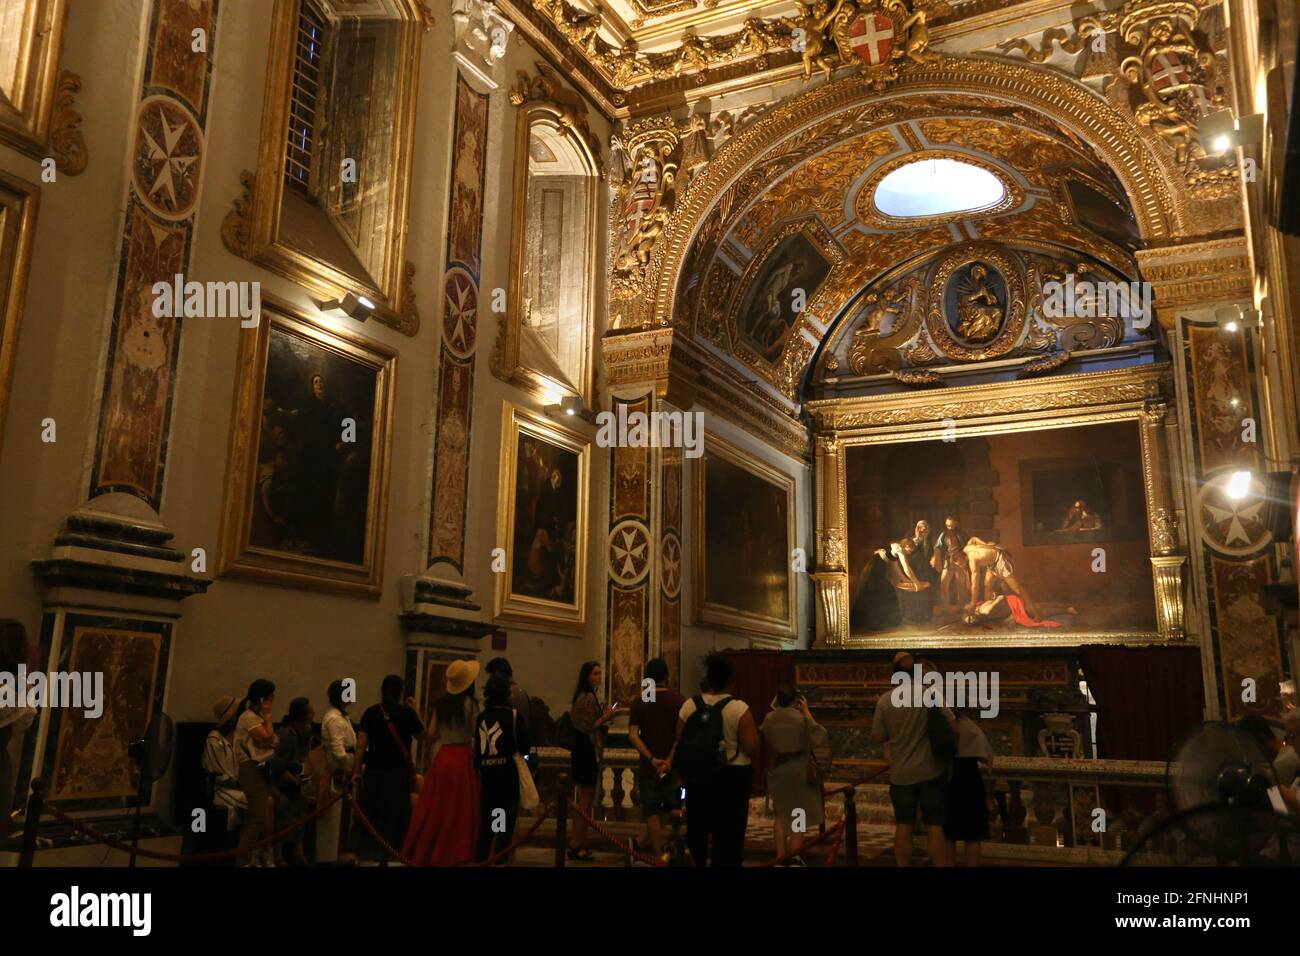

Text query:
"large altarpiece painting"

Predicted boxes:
[[845, 420, 1156, 640]]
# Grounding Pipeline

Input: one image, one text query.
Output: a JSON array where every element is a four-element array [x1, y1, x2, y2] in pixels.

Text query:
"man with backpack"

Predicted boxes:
[[871, 651, 957, 867], [668, 654, 760, 866]]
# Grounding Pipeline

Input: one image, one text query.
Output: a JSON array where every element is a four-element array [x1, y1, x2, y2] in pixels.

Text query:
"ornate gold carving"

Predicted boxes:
[[1151, 555, 1187, 639], [892, 368, 943, 385], [610, 118, 681, 280], [1018, 350, 1073, 377], [925, 243, 1027, 362], [220, 170, 256, 259], [999, 18, 1114, 64], [774, 335, 815, 400], [817, 528, 847, 570], [808, 365, 1162, 431], [653, 58, 1182, 337], [530, 0, 935, 91], [1116, 0, 1234, 198], [1151, 506, 1179, 555], [510, 62, 602, 162], [50, 70, 87, 175]]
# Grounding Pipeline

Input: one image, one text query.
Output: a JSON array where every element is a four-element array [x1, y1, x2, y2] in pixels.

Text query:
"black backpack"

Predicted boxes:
[[675, 695, 735, 780], [927, 707, 957, 765]]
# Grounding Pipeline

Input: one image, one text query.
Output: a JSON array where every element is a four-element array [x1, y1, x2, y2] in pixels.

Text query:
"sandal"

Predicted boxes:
[[567, 847, 595, 861]]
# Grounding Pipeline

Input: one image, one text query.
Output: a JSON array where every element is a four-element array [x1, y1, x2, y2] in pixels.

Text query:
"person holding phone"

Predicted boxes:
[[233, 679, 278, 866], [760, 686, 829, 866], [568, 660, 619, 861]]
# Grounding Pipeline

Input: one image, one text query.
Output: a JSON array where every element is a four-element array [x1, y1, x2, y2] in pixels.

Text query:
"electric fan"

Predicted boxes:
[[1121, 721, 1300, 865], [127, 712, 175, 867]]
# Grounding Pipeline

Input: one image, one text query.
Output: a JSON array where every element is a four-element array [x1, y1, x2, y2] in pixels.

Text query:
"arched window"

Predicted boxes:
[[496, 79, 600, 406]]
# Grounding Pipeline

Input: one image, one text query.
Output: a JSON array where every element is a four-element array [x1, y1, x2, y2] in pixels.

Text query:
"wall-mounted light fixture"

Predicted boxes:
[[1200, 109, 1265, 155], [544, 395, 583, 419], [1213, 304, 1261, 333], [319, 291, 375, 321]]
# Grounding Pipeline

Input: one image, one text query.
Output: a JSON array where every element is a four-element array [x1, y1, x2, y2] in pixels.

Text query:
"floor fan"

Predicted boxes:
[[1121, 721, 1300, 865], [127, 712, 175, 867]]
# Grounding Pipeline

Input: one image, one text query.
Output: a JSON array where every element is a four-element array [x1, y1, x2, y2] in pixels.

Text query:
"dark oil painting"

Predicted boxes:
[[844, 421, 1155, 637], [512, 433, 580, 604], [250, 324, 379, 565], [737, 231, 831, 362], [702, 452, 791, 621]]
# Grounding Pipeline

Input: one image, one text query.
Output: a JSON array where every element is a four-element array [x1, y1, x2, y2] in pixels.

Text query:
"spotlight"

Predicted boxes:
[[1226, 470, 1253, 500], [1214, 305, 1260, 332], [545, 395, 583, 419], [320, 291, 375, 321], [1199, 109, 1265, 154]]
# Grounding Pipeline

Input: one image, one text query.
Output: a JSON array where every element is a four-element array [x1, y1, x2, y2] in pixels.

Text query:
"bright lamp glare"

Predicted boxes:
[[1226, 470, 1252, 500], [1225, 321, 1239, 333], [1212, 135, 1231, 152]]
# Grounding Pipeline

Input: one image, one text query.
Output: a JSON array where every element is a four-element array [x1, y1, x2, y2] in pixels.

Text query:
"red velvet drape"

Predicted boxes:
[[1079, 644, 1205, 761], [722, 650, 795, 794]]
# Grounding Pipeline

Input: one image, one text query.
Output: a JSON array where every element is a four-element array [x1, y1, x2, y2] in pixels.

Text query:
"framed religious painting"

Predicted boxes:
[[840, 418, 1159, 644], [0, 171, 40, 458], [693, 435, 797, 640], [494, 401, 590, 633], [222, 0, 428, 334], [219, 296, 396, 596], [0, 0, 86, 174]]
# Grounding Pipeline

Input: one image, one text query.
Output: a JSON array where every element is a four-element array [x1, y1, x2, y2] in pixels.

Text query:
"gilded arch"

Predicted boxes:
[[652, 55, 1191, 330]]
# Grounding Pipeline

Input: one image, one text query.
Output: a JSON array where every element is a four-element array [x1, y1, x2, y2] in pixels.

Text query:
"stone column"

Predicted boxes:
[[23, 0, 219, 829], [811, 434, 849, 646], [1145, 237, 1283, 719]]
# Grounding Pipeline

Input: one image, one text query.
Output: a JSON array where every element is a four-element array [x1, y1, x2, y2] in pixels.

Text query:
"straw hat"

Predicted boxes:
[[212, 694, 240, 725], [445, 659, 480, 695]]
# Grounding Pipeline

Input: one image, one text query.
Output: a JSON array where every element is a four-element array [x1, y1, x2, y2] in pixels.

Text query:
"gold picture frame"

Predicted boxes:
[[806, 364, 1183, 648], [0, 0, 85, 174], [0, 170, 39, 458], [693, 434, 798, 641], [494, 400, 590, 634], [222, 0, 424, 334], [219, 295, 396, 597]]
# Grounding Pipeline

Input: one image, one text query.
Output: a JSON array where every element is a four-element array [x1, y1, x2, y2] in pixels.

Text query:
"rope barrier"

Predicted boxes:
[[25, 765, 882, 867], [473, 800, 556, 866], [568, 800, 668, 866], [750, 818, 847, 868], [43, 790, 345, 864]]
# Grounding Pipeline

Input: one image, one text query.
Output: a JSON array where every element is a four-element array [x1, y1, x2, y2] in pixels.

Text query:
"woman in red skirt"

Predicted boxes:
[[404, 659, 481, 865]]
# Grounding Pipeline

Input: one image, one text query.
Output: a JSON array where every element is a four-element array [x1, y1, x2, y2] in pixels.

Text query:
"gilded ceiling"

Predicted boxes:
[[668, 92, 1144, 398]]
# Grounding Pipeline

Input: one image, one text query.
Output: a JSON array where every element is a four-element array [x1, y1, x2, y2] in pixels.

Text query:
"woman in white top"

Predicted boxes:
[[318, 679, 357, 864], [943, 709, 994, 867], [202, 694, 248, 829], [234, 679, 279, 866]]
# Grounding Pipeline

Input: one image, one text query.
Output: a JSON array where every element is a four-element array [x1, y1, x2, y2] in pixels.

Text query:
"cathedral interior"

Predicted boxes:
[[0, 0, 1299, 883]]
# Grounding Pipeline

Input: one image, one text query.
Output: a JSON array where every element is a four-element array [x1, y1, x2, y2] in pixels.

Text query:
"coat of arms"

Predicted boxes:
[[787, 0, 938, 87]]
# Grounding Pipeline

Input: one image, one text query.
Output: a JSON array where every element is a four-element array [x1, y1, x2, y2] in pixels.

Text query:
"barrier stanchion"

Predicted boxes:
[[18, 777, 45, 868], [844, 785, 859, 867], [554, 773, 569, 868]]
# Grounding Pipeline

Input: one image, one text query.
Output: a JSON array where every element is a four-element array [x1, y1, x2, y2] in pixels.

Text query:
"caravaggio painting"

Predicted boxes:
[[736, 231, 831, 362], [845, 420, 1156, 638], [694, 437, 797, 639], [495, 402, 589, 632], [220, 299, 395, 596]]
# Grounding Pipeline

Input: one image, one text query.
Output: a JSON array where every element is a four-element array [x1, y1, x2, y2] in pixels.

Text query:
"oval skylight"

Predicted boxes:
[[874, 158, 1006, 218]]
